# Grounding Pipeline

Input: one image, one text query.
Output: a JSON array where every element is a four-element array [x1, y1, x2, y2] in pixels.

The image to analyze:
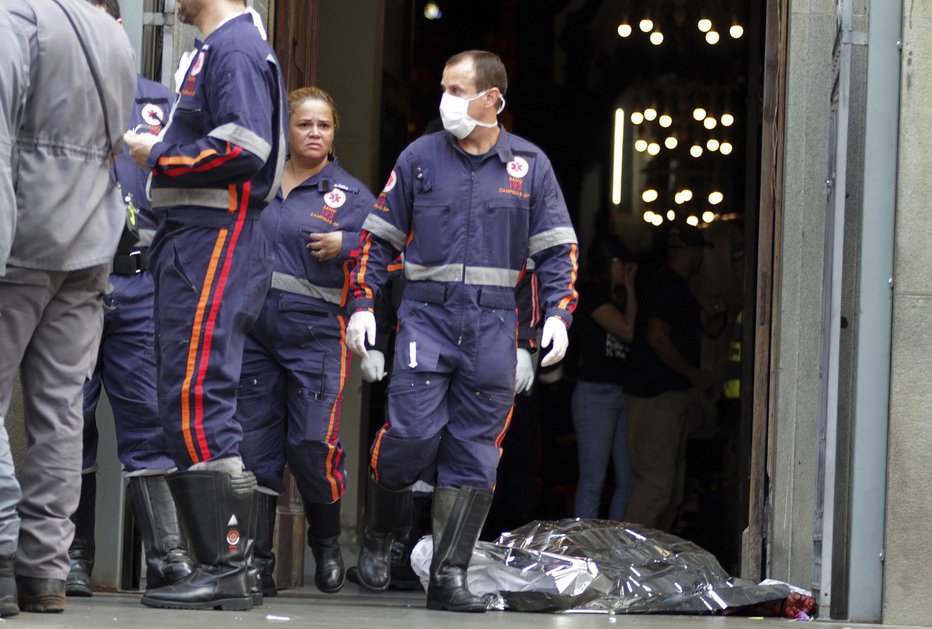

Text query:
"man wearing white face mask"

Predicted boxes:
[[346, 50, 578, 612]]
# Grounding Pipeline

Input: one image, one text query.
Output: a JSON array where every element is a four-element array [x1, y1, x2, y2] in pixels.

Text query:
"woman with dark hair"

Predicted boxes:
[[235, 87, 375, 595], [571, 234, 638, 520]]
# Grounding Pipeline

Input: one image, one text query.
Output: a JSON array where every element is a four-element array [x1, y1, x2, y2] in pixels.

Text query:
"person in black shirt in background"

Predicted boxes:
[[623, 224, 727, 531], [570, 235, 638, 521]]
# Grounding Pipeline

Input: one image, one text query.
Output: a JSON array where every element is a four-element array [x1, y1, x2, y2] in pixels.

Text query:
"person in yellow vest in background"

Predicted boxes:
[[723, 239, 744, 401]]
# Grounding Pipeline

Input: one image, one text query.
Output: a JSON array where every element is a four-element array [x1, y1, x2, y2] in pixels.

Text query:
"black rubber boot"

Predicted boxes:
[[355, 473, 412, 592], [430, 487, 457, 549], [304, 500, 344, 593], [66, 472, 96, 597], [388, 492, 431, 591], [0, 554, 18, 617], [246, 488, 265, 607], [254, 493, 277, 598], [426, 486, 493, 612], [128, 475, 194, 591], [245, 538, 262, 607], [140, 470, 257, 611]]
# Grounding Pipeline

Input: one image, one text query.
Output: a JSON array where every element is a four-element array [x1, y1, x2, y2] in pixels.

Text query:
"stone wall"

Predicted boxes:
[[883, 0, 932, 625]]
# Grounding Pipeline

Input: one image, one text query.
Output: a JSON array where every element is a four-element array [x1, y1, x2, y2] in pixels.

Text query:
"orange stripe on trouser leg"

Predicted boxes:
[[181, 227, 230, 463], [492, 405, 516, 495], [324, 315, 348, 501], [495, 405, 515, 450], [192, 183, 250, 460], [369, 426, 390, 484]]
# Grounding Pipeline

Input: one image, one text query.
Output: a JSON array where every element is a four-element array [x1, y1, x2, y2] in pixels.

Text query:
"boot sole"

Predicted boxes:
[[315, 573, 346, 594], [18, 594, 65, 613], [356, 576, 389, 593], [140, 595, 253, 611]]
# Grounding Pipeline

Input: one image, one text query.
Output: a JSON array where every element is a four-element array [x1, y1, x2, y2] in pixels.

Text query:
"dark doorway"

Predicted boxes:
[[366, 0, 766, 576]]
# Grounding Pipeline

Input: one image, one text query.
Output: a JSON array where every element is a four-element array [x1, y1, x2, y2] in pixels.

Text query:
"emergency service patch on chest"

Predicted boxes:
[[308, 206, 340, 227], [141, 103, 165, 127], [323, 188, 346, 209], [309, 191, 344, 227], [507, 156, 529, 179], [182, 51, 207, 96], [374, 170, 396, 212], [501, 156, 531, 200]]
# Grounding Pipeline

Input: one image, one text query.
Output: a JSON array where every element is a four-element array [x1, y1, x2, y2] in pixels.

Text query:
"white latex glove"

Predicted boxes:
[[360, 349, 387, 383], [347, 311, 376, 358], [539, 316, 569, 368], [515, 348, 534, 394]]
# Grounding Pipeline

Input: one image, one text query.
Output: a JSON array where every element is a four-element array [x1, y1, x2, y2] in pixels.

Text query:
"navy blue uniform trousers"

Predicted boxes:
[[237, 290, 349, 500], [150, 211, 271, 468], [371, 282, 517, 491], [82, 271, 173, 473]]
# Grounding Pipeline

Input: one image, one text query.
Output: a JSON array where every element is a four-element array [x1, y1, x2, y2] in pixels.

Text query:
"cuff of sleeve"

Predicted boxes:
[[341, 231, 360, 260], [517, 337, 537, 353], [147, 142, 170, 170], [348, 301, 374, 315], [545, 310, 573, 328]]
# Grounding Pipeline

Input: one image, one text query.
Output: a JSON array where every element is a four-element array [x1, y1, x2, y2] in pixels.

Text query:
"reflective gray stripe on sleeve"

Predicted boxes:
[[137, 229, 156, 247], [362, 214, 407, 251], [271, 271, 343, 305], [525, 258, 536, 271], [464, 266, 520, 287], [528, 226, 578, 257], [151, 188, 231, 209], [208, 123, 272, 162], [404, 262, 463, 283]]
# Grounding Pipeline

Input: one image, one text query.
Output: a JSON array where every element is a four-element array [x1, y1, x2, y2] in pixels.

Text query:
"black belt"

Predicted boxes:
[[112, 249, 149, 275]]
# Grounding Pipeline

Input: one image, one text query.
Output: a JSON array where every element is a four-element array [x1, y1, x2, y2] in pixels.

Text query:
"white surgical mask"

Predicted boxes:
[[439, 90, 505, 139]]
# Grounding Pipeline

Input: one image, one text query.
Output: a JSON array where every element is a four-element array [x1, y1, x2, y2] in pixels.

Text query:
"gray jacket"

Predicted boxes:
[[0, 8, 29, 276], [7, 0, 136, 272]]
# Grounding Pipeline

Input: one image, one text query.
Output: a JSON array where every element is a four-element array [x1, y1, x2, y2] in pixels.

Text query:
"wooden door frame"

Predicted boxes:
[[266, 0, 321, 589], [272, 0, 320, 92], [742, 0, 788, 582]]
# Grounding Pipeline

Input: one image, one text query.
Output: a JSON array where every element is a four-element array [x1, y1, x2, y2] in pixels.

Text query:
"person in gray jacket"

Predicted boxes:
[[0, 0, 135, 614], [0, 8, 30, 618]]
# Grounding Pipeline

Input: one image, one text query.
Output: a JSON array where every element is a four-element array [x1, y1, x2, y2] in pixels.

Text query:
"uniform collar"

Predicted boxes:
[[443, 125, 515, 164], [283, 158, 339, 195], [211, 12, 250, 37]]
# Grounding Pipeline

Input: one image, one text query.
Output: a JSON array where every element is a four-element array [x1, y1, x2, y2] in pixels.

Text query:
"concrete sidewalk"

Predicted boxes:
[[5, 583, 922, 629]]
